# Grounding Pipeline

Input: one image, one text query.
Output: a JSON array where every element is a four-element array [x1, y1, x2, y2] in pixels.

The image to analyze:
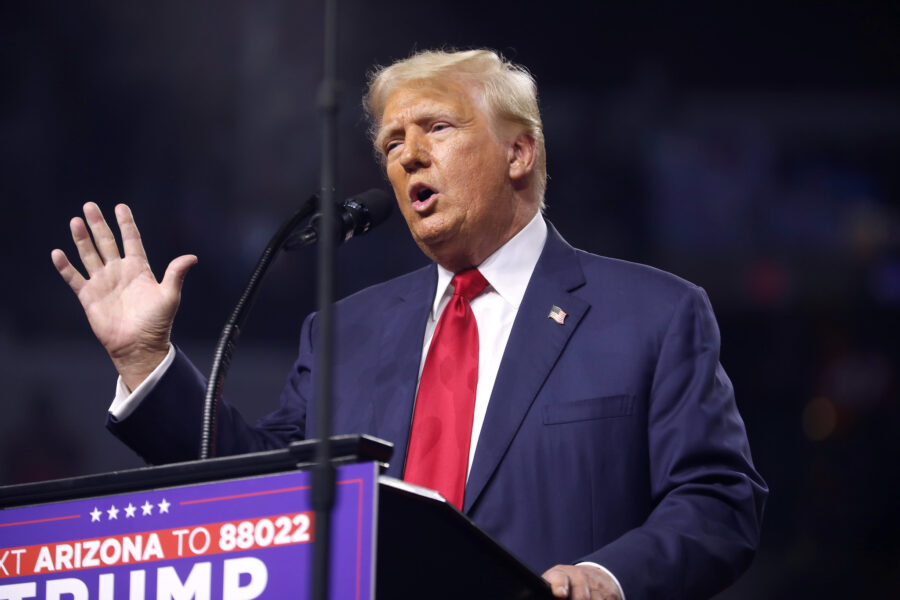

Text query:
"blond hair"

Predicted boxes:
[[364, 48, 547, 204]]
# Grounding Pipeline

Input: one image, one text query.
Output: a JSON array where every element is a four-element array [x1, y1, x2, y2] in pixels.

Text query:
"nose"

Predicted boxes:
[[399, 129, 430, 171]]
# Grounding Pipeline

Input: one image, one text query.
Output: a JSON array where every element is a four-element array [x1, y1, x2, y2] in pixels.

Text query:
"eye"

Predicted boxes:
[[431, 122, 450, 133], [384, 140, 401, 155]]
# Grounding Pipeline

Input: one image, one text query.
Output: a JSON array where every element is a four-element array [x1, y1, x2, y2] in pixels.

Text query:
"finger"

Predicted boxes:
[[70, 216, 105, 276], [542, 568, 570, 598], [51, 248, 87, 294], [160, 254, 198, 294], [577, 583, 592, 600], [567, 572, 590, 600], [584, 567, 619, 600], [115, 204, 148, 261], [83, 202, 122, 265]]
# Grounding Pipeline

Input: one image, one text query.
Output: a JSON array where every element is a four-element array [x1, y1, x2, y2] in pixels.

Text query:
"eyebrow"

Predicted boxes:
[[374, 124, 401, 152]]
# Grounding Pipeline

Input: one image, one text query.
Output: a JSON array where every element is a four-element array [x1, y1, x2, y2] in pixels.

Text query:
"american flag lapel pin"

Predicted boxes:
[[548, 305, 567, 325]]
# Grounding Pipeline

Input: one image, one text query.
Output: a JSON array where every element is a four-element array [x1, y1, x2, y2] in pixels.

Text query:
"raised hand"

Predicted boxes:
[[51, 202, 197, 390]]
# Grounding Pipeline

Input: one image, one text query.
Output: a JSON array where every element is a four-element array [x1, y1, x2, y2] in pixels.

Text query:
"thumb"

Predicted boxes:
[[161, 254, 198, 293], [542, 569, 570, 598]]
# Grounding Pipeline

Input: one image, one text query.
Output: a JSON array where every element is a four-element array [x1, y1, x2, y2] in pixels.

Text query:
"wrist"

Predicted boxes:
[[111, 343, 170, 391]]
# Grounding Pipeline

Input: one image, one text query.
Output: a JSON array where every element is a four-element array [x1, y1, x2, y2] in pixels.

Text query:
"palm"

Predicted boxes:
[[77, 255, 179, 357]]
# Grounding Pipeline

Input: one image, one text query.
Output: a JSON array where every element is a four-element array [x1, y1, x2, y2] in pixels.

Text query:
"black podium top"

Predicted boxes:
[[0, 434, 392, 509]]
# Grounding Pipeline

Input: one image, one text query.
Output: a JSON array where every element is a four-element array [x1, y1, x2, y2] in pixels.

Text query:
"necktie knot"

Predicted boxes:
[[451, 269, 489, 302]]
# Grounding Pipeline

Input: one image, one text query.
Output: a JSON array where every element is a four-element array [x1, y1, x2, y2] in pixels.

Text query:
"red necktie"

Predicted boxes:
[[404, 268, 489, 509]]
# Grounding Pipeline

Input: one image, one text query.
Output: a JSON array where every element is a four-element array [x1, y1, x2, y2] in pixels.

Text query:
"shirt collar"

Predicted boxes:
[[431, 211, 547, 320]]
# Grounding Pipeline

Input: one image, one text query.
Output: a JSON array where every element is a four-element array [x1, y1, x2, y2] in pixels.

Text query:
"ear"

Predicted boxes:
[[508, 132, 537, 182]]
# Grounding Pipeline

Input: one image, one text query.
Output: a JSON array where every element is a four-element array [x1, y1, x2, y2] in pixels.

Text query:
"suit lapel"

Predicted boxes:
[[371, 265, 436, 478], [464, 223, 589, 513]]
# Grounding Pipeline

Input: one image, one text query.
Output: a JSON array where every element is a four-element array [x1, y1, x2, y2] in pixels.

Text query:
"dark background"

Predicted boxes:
[[1, 1, 897, 597]]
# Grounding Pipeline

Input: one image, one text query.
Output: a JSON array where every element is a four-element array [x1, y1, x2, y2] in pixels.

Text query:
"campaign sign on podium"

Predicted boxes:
[[0, 461, 377, 600]]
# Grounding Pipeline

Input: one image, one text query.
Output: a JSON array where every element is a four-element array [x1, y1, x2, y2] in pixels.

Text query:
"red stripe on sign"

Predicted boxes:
[[180, 485, 311, 506], [348, 478, 363, 600], [0, 514, 81, 528], [0, 511, 314, 579]]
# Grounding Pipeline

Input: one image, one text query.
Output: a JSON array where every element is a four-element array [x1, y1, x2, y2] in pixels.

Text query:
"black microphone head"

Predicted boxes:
[[341, 188, 394, 239], [348, 188, 394, 225]]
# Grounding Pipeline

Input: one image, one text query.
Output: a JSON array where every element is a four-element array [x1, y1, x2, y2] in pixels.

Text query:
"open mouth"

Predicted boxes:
[[409, 183, 437, 206]]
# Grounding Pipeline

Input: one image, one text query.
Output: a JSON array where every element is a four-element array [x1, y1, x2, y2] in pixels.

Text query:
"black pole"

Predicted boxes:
[[312, 0, 339, 599]]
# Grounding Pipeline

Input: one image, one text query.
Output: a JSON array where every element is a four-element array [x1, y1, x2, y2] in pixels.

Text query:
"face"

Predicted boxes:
[[377, 79, 535, 271]]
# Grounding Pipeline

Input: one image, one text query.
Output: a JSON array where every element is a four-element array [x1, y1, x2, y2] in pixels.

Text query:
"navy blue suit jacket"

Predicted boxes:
[[109, 222, 767, 599]]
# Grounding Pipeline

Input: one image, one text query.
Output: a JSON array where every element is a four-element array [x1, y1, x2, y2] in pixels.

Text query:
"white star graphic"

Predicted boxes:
[[107, 505, 119, 520], [90, 507, 102, 522], [157, 498, 171, 514], [124, 503, 137, 518], [141, 501, 153, 516]]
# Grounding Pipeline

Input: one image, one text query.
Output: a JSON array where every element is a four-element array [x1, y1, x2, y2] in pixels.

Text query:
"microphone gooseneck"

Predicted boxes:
[[199, 189, 393, 461]]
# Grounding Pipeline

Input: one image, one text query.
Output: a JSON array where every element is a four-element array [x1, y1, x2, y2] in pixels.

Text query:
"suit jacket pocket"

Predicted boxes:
[[542, 395, 635, 425]]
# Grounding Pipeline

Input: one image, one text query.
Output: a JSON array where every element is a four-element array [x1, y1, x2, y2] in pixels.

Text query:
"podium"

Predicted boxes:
[[0, 436, 553, 599]]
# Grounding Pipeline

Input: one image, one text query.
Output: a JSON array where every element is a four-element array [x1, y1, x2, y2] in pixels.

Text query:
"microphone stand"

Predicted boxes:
[[313, 0, 340, 599]]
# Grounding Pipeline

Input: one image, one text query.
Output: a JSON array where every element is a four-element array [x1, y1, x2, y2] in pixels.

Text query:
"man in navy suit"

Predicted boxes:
[[53, 49, 767, 599]]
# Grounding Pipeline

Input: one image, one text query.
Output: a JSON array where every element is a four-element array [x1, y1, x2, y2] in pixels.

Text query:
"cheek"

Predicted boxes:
[[386, 165, 404, 190], [457, 154, 505, 198], [446, 149, 486, 188]]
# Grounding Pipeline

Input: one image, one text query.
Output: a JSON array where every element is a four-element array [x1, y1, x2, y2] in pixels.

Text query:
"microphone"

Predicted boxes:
[[285, 188, 394, 250]]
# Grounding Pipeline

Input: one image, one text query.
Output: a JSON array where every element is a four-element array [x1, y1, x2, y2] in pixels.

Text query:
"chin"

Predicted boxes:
[[411, 219, 451, 245], [410, 226, 448, 251]]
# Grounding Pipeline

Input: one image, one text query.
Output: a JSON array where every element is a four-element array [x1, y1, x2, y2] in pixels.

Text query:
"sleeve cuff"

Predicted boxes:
[[108, 344, 176, 420], [575, 562, 625, 600]]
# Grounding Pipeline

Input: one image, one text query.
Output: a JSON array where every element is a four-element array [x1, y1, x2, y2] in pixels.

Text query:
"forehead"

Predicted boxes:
[[378, 79, 483, 132]]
